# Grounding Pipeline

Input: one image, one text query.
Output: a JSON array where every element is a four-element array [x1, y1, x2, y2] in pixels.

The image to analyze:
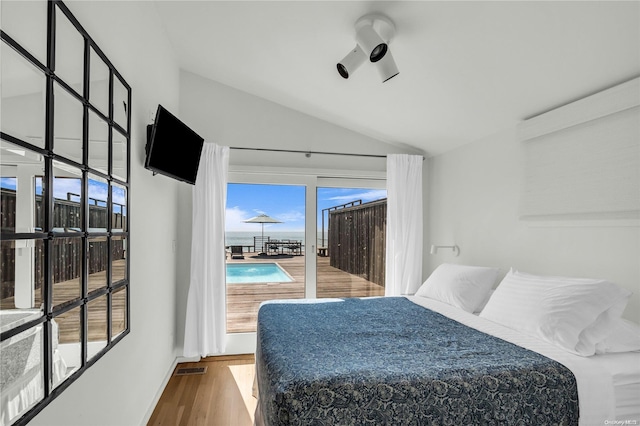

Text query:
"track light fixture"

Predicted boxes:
[[337, 13, 399, 83], [337, 45, 366, 79], [355, 22, 387, 62], [375, 49, 399, 82]]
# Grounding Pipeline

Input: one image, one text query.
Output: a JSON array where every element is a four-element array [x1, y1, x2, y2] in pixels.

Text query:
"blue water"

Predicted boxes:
[[226, 263, 293, 284]]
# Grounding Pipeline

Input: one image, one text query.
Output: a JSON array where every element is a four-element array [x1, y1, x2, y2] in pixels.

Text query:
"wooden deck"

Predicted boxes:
[[2, 254, 384, 340], [226, 252, 384, 333], [0, 259, 127, 344]]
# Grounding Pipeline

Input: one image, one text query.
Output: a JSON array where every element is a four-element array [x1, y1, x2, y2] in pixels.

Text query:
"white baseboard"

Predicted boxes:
[[140, 356, 180, 425], [176, 355, 201, 363]]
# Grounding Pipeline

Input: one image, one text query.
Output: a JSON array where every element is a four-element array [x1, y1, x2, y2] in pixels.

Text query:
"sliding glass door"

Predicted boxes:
[[224, 174, 385, 351], [224, 180, 308, 334]]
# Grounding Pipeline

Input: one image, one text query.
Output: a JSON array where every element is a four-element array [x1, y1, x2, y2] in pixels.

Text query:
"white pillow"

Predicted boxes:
[[480, 269, 631, 356], [415, 263, 499, 313], [575, 297, 627, 355], [595, 319, 640, 354], [474, 290, 494, 314]]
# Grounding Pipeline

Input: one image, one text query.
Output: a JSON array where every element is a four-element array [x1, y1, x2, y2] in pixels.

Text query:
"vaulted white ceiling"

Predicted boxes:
[[154, 1, 640, 156]]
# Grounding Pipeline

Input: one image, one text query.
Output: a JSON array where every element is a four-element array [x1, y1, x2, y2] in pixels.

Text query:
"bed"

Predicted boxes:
[[254, 265, 640, 426]]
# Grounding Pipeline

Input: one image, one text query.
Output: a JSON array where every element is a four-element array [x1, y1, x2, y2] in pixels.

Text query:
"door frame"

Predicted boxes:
[[224, 168, 386, 355]]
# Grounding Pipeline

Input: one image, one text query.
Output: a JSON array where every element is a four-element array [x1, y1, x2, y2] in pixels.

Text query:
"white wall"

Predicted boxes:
[[31, 2, 182, 425], [174, 70, 421, 354], [178, 70, 419, 169], [426, 126, 640, 322]]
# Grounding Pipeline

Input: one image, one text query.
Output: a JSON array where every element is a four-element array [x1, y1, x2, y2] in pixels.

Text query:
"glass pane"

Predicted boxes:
[[111, 286, 127, 339], [53, 82, 83, 164], [316, 186, 387, 298], [112, 129, 127, 182], [88, 237, 107, 294], [111, 236, 127, 284], [111, 182, 126, 231], [52, 306, 80, 388], [1, 41, 47, 148], [88, 174, 108, 232], [0, 0, 48, 65], [54, 6, 84, 94], [1, 140, 45, 233], [0, 239, 45, 321], [0, 325, 45, 424], [225, 183, 305, 333], [0, 178, 17, 234], [52, 161, 82, 232], [35, 176, 44, 232], [89, 48, 109, 116], [113, 76, 128, 130], [51, 237, 82, 308], [88, 110, 108, 174], [87, 295, 107, 360]]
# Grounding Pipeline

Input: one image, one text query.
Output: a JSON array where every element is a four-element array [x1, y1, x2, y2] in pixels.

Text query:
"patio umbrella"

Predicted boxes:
[[244, 214, 282, 253]]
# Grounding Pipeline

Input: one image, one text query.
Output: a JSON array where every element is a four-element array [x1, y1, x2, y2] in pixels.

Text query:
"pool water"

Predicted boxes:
[[226, 263, 293, 284]]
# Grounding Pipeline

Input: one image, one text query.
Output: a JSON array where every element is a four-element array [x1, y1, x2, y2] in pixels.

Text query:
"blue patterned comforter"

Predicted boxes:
[[256, 297, 579, 425]]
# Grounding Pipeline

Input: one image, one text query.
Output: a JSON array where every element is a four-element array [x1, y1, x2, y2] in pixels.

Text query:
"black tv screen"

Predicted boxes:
[[145, 105, 204, 185]]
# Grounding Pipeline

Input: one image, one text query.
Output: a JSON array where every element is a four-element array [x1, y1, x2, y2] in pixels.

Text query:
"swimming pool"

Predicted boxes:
[[226, 263, 293, 284]]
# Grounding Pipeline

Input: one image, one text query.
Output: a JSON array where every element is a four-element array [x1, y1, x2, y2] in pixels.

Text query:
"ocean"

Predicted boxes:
[[225, 231, 328, 252]]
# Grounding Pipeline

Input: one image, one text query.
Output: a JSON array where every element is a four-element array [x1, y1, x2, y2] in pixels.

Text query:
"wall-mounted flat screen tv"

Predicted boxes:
[[145, 105, 204, 185]]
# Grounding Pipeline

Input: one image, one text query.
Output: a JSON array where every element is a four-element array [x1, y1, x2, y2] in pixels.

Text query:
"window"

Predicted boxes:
[[0, 1, 131, 424], [316, 184, 387, 299]]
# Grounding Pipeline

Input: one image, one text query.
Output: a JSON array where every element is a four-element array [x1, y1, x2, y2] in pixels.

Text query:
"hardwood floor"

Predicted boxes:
[[147, 355, 257, 426], [148, 256, 383, 424]]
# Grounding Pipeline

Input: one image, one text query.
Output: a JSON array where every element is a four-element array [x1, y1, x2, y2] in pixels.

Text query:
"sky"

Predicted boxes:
[[2, 178, 384, 232], [1, 176, 126, 214], [226, 183, 386, 232]]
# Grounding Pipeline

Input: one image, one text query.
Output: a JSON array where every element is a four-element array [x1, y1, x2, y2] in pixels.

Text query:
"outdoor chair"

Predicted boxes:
[[268, 244, 279, 255], [230, 245, 244, 259], [287, 242, 302, 255]]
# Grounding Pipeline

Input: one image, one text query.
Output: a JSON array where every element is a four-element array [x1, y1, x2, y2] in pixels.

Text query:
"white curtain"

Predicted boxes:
[[385, 154, 423, 296], [183, 142, 229, 358]]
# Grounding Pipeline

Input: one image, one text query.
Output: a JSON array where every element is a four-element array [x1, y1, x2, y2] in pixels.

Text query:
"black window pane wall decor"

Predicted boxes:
[[0, 1, 131, 424]]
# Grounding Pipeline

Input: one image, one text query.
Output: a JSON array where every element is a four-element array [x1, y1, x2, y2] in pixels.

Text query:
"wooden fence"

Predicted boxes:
[[1, 188, 126, 232], [328, 199, 386, 287], [1, 189, 126, 300]]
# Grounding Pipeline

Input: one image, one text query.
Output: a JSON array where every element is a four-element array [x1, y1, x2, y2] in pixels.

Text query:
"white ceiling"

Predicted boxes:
[[154, 1, 640, 157]]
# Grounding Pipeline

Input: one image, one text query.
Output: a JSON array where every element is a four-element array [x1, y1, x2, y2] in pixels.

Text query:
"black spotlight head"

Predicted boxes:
[[337, 63, 349, 79], [370, 43, 388, 62]]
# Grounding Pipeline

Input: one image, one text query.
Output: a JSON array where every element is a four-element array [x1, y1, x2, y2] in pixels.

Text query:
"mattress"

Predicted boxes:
[[408, 296, 640, 424], [589, 351, 640, 421], [254, 296, 640, 425]]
